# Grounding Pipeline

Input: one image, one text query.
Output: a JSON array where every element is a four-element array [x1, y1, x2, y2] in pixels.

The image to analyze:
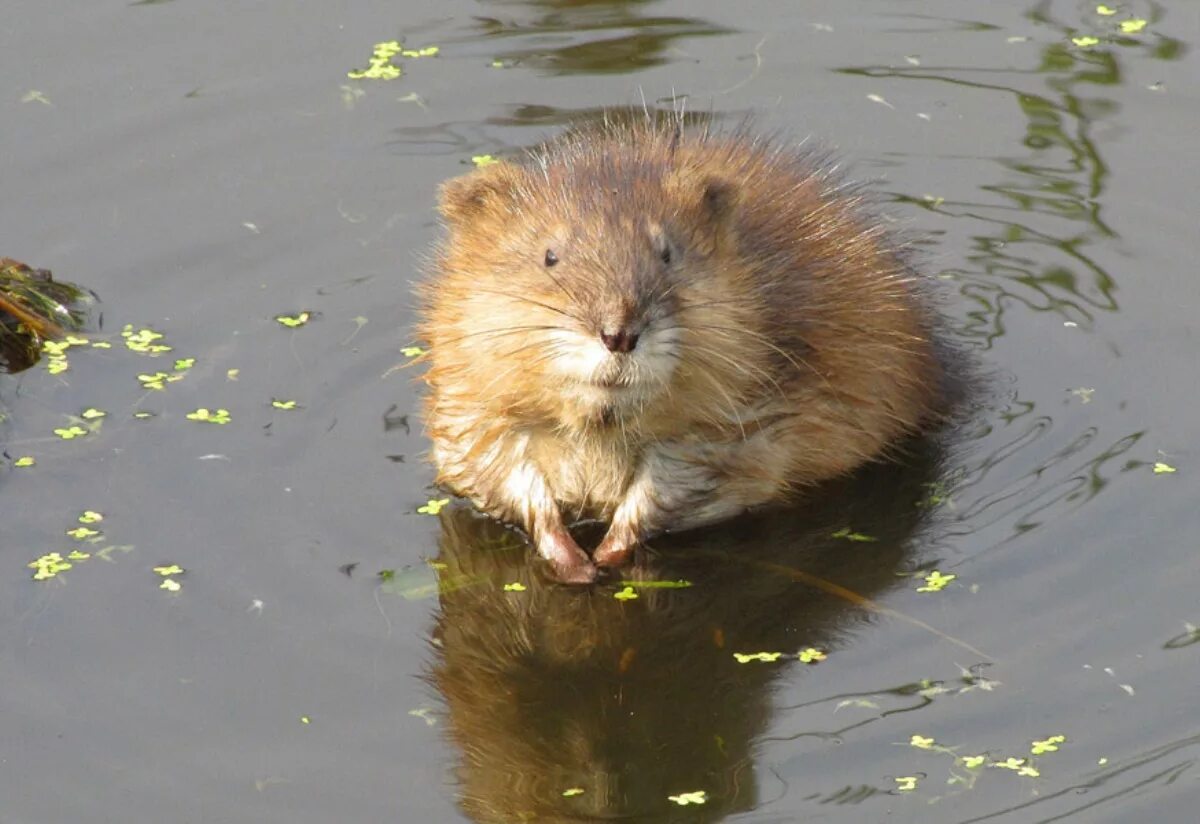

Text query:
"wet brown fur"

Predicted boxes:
[[416, 118, 946, 580]]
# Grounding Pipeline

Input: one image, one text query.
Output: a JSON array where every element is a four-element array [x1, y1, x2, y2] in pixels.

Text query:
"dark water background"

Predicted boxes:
[[3, 1, 1198, 821]]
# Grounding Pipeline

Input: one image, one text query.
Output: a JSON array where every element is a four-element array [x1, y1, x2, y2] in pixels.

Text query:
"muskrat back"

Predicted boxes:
[[417, 118, 947, 583]]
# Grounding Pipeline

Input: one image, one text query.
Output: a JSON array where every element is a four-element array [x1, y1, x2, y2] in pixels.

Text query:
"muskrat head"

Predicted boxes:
[[432, 152, 741, 428]]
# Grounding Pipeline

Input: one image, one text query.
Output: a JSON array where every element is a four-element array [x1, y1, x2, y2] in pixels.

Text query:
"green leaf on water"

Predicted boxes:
[[417, 498, 449, 515], [917, 570, 956, 592], [831, 527, 877, 542], [1030, 734, 1066, 755], [732, 652, 782, 663], [29, 552, 72, 580], [185, 408, 231, 424], [274, 311, 311, 328], [622, 579, 693, 589]]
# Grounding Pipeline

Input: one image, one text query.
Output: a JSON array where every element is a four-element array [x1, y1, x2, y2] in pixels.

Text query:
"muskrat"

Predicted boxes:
[[416, 118, 948, 584]]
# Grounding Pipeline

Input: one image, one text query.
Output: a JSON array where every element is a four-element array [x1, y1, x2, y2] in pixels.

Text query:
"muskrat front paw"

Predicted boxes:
[[539, 529, 597, 585], [593, 532, 637, 570], [548, 558, 599, 585]]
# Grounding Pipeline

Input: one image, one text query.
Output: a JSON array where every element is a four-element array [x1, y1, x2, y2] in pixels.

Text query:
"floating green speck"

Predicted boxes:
[[667, 791, 707, 806], [81, 407, 106, 419], [1096, 4, 1117, 15], [562, 787, 585, 798], [910, 734, 936, 750], [348, 41, 404, 79], [186, 408, 231, 424], [613, 586, 638, 601], [79, 510, 103, 523], [1072, 35, 1101, 47], [274, 311, 311, 328], [831, 527, 877, 542], [13, 456, 35, 467], [1153, 461, 1176, 474], [226, 369, 240, 380], [122, 326, 171, 354], [137, 371, 181, 390], [797, 647, 826, 663], [174, 358, 195, 371], [1030, 735, 1066, 755], [993, 757, 1026, 771], [961, 755, 987, 769], [54, 425, 88, 440], [29, 552, 72, 580], [733, 652, 782, 663], [67, 550, 90, 561], [160, 578, 181, 592], [894, 776, 919, 792], [417, 498, 450, 515], [271, 399, 298, 410], [503, 582, 526, 592], [66, 526, 100, 540], [1119, 18, 1147, 33], [471, 155, 498, 168], [401, 345, 426, 357], [917, 570, 956, 592], [622, 579, 692, 589], [154, 565, 184, 576]]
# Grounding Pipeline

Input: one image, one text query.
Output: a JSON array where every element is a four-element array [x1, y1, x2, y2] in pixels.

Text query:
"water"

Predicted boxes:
[[3, 1, 1198, 821]]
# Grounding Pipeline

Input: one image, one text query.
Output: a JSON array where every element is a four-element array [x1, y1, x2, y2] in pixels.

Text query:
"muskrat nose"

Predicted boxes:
[[600, 328, 639, 353]]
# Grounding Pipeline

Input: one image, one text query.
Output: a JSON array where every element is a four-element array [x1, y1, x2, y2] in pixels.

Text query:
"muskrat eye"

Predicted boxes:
[[544, 249, 559, 268], [651, 231, 674, 266]]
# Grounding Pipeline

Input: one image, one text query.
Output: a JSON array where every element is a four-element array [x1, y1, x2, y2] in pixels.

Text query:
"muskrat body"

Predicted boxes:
[[417, 119, 946, 583]]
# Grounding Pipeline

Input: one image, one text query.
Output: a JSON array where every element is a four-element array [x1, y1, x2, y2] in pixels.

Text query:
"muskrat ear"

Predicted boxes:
[[698, 176, 739, 224], [437, 162, 522, 226]]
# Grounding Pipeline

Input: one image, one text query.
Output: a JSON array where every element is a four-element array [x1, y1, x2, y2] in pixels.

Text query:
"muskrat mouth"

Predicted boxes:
[[590, 373, 639, 390]]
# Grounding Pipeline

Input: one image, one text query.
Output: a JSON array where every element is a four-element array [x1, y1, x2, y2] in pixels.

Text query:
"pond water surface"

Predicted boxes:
[[3, 1, 1199, 822]]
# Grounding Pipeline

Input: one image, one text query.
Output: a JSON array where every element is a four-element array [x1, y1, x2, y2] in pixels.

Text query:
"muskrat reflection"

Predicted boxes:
[[425, 443, 946, 823]]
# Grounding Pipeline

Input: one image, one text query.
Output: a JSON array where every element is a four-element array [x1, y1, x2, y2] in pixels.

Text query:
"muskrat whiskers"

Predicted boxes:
[[432, 324, 567, 350], [465, 286, 587, 325]]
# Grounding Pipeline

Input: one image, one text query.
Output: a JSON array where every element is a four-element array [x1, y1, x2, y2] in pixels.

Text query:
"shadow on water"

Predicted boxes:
[[421, 438, 965, 822]]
